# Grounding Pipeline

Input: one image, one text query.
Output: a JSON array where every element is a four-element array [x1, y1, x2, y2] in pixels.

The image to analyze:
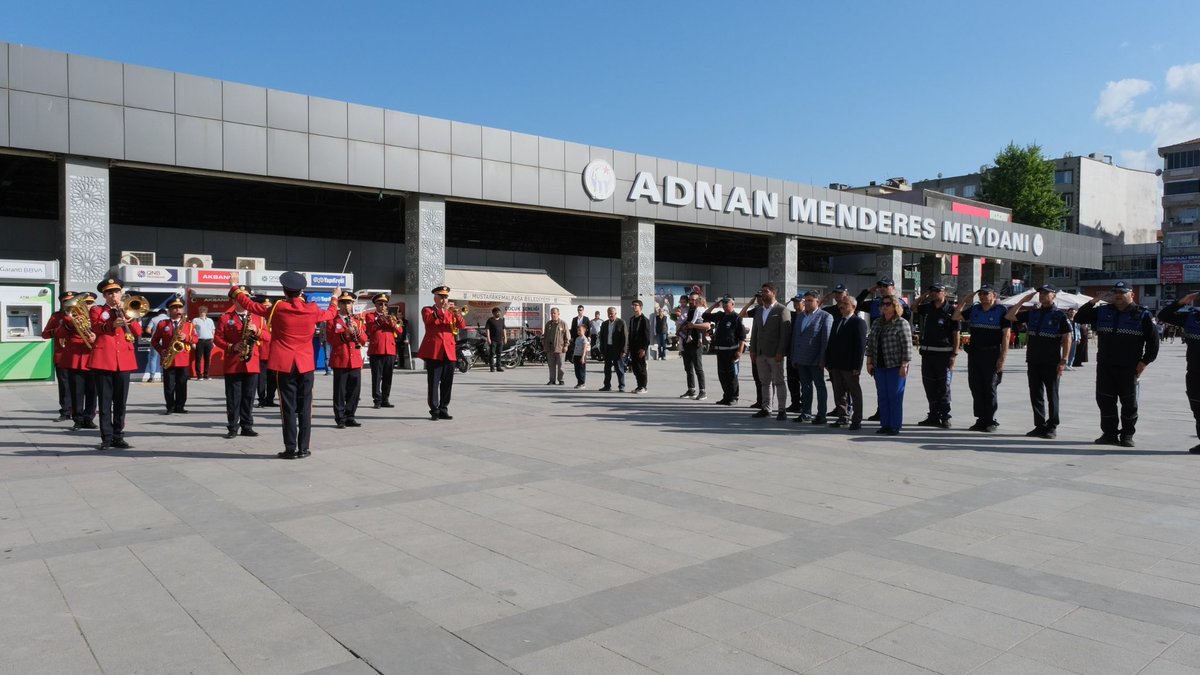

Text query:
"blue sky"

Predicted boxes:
[[7, 1, 1200, 186]]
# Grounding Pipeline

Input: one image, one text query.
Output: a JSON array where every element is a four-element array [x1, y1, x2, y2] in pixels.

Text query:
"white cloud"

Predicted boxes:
[[1095, 78, 1154, 129], [1118, 149, 1156, 171], [1166, 63, 1200, 98]]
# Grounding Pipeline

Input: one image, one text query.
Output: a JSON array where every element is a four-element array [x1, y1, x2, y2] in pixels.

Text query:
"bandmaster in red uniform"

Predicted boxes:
[[417, 285, 464, 421], [231, 272, 339, 459], [256, 300, 276, 408], [215, 288, 266, 439], [150, 295, 198, 415], [365, 292, 402, 409], [89, 277, 143, 450], [327, 291, 366, 428]]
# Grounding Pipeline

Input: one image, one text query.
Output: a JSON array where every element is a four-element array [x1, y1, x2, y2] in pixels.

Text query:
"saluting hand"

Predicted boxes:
[[1182, 292, 1200, 305]]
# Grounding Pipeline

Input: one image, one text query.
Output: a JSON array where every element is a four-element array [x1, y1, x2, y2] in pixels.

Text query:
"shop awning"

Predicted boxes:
[[445, 267, 574, 305]]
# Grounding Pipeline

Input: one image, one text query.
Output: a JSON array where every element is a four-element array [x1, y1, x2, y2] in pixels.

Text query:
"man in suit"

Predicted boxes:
[[790, 290, 833, 424], [570, 305, 591, 341], [89, 277, 143, 450], [749, 283, 792, 420], [213, 290, 264, 439], [825, 295, 868, 430], [543, 307, 569, 385], [598, 306, 628, 392], [231, 273, 340, 459], [627, 300, 653, 393], [417, 285, 465, 420]]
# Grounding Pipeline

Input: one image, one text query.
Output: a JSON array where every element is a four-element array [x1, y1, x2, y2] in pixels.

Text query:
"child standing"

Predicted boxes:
[[572, 325, 589, 388]]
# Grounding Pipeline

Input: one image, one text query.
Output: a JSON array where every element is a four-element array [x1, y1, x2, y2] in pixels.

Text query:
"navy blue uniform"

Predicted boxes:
[[1013, 306, 1071, 433], [705, 308, 748, 404], [1075, 301, 1158, 440], [961, 304, 1011, 426], [1158, 301, 1200, 443], [916, 301, 958, 423]]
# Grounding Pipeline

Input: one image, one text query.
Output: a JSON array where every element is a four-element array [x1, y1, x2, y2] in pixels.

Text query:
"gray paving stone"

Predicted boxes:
[[866, 623, 1001, 674]]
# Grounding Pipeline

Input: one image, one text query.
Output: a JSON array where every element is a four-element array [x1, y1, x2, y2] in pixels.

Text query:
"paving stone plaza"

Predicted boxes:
[[3, 346, 1200, 674]]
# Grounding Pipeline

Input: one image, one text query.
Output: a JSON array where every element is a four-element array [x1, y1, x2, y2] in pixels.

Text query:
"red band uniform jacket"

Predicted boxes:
[[417, 306, 463, 361], [327, 314, 366, 369], [88, 304, 143, 372], [233, 292, 337, 374], [43, 310, 71, 368], [214, 310, 265, 375], [53, 314, 93, 370], [150, 319, 199, 368], [365, 311, 401, 357]]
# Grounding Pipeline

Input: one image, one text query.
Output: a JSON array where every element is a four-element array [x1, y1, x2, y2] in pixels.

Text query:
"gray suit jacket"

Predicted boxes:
[[749, 303, 792, 358]]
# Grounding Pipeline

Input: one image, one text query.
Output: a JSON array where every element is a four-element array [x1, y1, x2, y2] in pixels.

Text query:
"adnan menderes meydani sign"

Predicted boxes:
[[581, 160, 1045, 257]]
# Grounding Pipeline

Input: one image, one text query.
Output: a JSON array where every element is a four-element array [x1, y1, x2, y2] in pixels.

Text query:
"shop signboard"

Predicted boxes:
[[121, 265, 183, 284], [0, 259, 56, 280], [1160, 255, 1200, 284], [187, 268, 244, 286]]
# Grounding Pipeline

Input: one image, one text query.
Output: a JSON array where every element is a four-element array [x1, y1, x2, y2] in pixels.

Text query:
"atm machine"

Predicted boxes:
[[0, 259, 59, 382]]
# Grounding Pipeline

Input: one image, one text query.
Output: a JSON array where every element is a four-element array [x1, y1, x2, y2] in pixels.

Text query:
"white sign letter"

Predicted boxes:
[[628, 172, 662, 203], [664, 176, 694, 207], [753, 191, 778, 219]]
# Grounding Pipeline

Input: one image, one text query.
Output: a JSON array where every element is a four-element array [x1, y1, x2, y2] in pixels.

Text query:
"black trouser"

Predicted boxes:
[[277, 367, 315, 452], [426, 358, 455, 414], [56, 366, 70, 415], [629, 348, 648, 389], [371, 354, 395, 405], [332, 367, 361, 423], [603, 351, 626, 389], [67, 368, 96, 423], [489, 342, 502, 370], [1186, 365, 1200, 441], [786, 356, 800, 408], [257, 360, 276, 404], [1027, 362, 1061, 431], [1096, 363, 1138, 438], [920, 351, 953, 420], [193, 339, 214, 378], [829, 368, 862, 424], [95, 370, 131, 443], [750, 354, 762, 405], [224, 372, 257, 432], [967, 347, 1002, 423], [681, 344, 705, 393], [716, 349, 740, 401], [162, 366, 189, 411]]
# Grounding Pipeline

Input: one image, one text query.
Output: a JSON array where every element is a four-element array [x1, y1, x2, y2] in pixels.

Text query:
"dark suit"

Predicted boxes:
[[599, 318, 627, 390], [627, 313, 653, 389], [826, 312, 867, 425]]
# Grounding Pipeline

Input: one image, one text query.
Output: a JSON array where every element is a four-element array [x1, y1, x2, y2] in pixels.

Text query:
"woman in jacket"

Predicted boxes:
[[866, 297, 913, 435]]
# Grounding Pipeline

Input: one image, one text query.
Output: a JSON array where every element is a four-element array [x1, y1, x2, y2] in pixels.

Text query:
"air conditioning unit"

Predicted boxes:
[[183, 254, 212, 269], [119, 250, 156, 266], [235, 257, 267, 270]]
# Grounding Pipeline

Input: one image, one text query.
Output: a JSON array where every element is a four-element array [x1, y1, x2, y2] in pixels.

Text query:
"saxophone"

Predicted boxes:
[[236, 314, 258, 362], [162, 320, 190, 369]]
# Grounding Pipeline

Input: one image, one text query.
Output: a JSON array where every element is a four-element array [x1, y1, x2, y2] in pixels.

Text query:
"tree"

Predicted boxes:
[[978, 142, 1067, 231]]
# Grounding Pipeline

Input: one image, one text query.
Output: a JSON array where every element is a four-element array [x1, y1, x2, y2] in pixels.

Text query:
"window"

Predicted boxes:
[[1061, 193, 1074, 207], [1165, 231, 1200, 248], [1166, 149, 1200, 170], [944, 187, 957, 196], [1055, 170, 1073, 184], [962, 185, 977, 198], [1144, 285, 1156, 297], [1165, 180, 1200, 196]]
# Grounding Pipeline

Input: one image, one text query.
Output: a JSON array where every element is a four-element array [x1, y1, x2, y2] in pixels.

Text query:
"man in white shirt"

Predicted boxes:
[[190, 307, 216, 380]]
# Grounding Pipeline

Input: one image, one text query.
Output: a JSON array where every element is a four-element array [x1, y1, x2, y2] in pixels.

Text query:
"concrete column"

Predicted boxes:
[[918, 254, 942, 293], [620, 218, 655, 323], [1030, 265, 1048, 289], [876, 247, 903, 288], [60, 158, 111, 292], [956, 254, 982, 301], [403, 194, 446, 368], [768, 234, 798, 298]]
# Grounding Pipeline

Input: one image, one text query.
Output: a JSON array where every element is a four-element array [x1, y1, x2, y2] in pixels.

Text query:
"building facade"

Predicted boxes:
[[1159, 138, 1200, 303]]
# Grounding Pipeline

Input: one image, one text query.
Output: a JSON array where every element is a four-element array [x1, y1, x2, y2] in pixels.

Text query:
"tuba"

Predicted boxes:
[[63, 297, 94, 349], [120, 296, 150, 342]]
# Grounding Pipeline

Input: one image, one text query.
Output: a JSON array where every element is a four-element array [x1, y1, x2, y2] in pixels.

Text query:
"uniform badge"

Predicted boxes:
[[336, 324, 344, 332], [228, 319, 235, 326], [101, 311, 110, 320]]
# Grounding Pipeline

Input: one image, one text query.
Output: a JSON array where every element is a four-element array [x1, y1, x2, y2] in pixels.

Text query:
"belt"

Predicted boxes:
[[713, 345, 739, 350], [920, 346, 955, 352]]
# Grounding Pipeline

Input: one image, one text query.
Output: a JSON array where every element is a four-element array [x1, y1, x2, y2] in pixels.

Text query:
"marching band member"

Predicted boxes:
[[230, 273, 340, 459], [365, 292, 402, 409], [327, 291, 366, 428], [51, 292, 98, 430], [89, 278, 143, 450], [149, 295, 198, 415], [255, 299, 276, 407], [418, 285, 464, 420], [43, 291, 75, 421], [214, 288, 265, 439]]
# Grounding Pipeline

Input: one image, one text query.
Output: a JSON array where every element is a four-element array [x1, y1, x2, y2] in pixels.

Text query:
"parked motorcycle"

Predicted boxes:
[[455, 327, 488, 373]]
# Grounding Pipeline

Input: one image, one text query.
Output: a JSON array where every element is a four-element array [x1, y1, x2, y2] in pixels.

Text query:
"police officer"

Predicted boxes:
[[365, 292, 401, 408], [821, 284, 849, 316], [914, 284, 959, 428], [1075, 282, 1158, 447], [231, 274, 340, 459], [1157, 291, 1200, 453], [327, 291, 366, 429], [1005, 285, 1072, 439], [952, 284, 1011, 432], [150, 295, 198, 415], [704, 296, 747, 405], [89, 277, 143, 450]]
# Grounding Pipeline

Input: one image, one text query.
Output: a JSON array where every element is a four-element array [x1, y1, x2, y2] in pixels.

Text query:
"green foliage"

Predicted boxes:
[[978, 142, 1067, 231]]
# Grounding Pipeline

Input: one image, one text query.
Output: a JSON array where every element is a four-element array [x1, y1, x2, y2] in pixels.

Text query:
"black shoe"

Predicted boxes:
[[1094, 434, 1121, 446], [885, 428, 900, 436], [1119, 436, 1135, 448], [983, 423, 998, 432], [937, 419, 952, 429], [381, 402, 394, 408], [696, 392, 708, 401], [715, 398, 730, 405], [497, 368, 505, 372], [296, 449, 311, 458], [373, 403, 381, 409], [848, 422, 862, 431], [558, 380, 565, 385], [749, 402, 762, 409], [96, 441, 113, 451], [867, 412, 881, 421], [1041, 429, 1057, 439], [876, 428, 888, 435], [546, 381, 555, 385], [1190, 444, 1200, 454], [792, 415, 808, 423], [598, 386, 612, 392], [70, 422, 84, 431], [111, 439, 131, 449], [752, 410, 770, 418], [240, 428, 258, 437], [1025, 427, 1045, 437], [54, 413, 70, 422], [785, 404, 802, 413], [438, 411, 453, 420], [335, 422, 346, 429], [175, 408, 188, 414], [968, 420, 989, 432], [490, 368, 495, 372], [430, 413, 439, 421], [277, 450, 298, 459], [223, 431, 237, 439], [917, 417, 939, 427], [163, 409, 174, 416], [264, 402, 278, 407], [344, 420, 361, 427], [812, 417, 827, 425], [776, 411, 787, 421], [679, 391, 696, 399]]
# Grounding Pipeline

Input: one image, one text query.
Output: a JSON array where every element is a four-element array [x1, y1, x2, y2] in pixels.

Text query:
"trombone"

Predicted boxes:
[[116, 295, 150, 342]]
